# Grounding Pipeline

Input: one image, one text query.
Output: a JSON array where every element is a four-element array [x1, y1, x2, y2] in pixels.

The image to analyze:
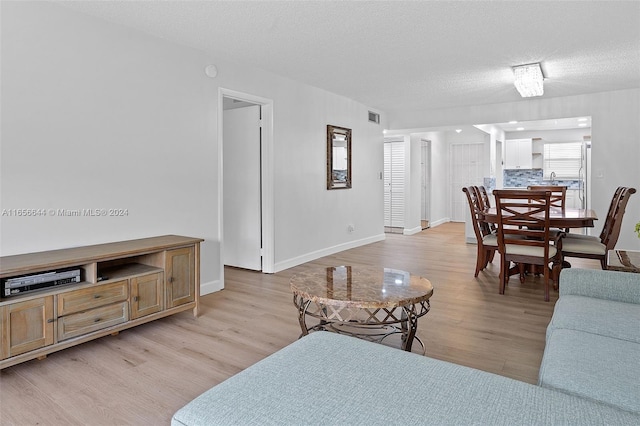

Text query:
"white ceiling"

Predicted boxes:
[[488, 116, 593, 132], [58, 1, 640, 117]]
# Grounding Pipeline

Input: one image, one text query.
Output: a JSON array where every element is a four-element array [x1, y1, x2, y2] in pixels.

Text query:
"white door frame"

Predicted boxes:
[[218, 88, 275, 282], [420, 139, 431, 228]]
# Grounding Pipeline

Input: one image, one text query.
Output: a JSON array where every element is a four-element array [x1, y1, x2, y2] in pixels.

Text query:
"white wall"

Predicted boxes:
[[0, 2, 386, 292], [390, 89, 640, 250]]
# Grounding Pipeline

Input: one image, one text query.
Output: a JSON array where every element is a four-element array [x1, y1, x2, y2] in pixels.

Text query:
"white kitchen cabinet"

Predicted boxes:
[[504, 139, 533, 169], [566, 189, 582, 209]]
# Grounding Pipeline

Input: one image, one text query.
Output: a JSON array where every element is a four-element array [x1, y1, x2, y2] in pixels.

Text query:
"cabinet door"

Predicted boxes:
[[166, 247, 195, 309], [1, 306, 7, 359], [1, 297, 54, 359], [130, 272, 164, 319], [505, 139, 533, 169], [517, 139, 533, 169]]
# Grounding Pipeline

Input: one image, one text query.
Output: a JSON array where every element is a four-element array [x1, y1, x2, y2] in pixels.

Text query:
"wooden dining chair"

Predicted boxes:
[[493, 189, 564, 302], [564, 186, 625, 241], [527, 185, 567, 209], [472, 185, 497, 233], [462, 186, 497, 277], [561, 187, 636, 269], [528, 185, 568, 232]]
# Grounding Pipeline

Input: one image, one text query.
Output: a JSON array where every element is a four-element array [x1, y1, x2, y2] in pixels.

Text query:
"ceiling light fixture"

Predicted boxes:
[[513, 63, 544, 98], [455, 129, 462, 133]]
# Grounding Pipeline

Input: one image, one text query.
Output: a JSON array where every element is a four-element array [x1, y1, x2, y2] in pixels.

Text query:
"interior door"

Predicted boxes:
[[450, 143, 485, 222], [384, 140, 405, 230], [223, 104, 262, 271]]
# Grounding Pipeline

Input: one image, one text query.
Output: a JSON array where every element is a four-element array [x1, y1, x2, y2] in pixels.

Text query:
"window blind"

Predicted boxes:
[[543, 142, 582, 179]]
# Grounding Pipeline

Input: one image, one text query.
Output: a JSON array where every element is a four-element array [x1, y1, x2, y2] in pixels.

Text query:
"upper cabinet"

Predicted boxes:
[[504, 138, 533, 169]]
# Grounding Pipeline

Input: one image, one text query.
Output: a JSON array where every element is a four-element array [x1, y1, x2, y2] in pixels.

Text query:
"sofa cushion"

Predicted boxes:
[[561, 238, 606, 255], [559, 268, 640, 303], [547, 295, 640, 343], [539, 328, 640, 413], [173, 332, 640, 425]]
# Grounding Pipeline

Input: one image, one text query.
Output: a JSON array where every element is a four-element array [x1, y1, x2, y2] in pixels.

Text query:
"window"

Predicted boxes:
[[543, 142, 582, 179]]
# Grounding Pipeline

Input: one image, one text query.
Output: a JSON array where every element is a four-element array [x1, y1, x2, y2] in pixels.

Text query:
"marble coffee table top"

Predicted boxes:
[[290, 266, 433, 309]]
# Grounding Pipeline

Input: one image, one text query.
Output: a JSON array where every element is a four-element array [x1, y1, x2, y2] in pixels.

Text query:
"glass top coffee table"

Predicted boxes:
[[607, 249, 640, 273], [290, 266, 433, 353]]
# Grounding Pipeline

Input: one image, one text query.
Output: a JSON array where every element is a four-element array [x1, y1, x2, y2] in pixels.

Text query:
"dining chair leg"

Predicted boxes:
[[499, 258, 507, 294], [599, 258, 607, 270], [474, 245, 484, 277], [518, 263, 526, 283], [552, 261, 562, 292], [482, 249, 493, 269], [488, 251, 495, 263]]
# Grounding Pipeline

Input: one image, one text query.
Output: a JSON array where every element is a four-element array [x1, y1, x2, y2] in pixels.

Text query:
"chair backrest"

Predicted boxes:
[[527, 185, 566, 209], [477, 186, 492, 209], [462, 186, 491, 243], [599, 186, 626, 242], [473, 186, 495, 233], [493, 189, 553, 257], [600, 187, 636, 249]]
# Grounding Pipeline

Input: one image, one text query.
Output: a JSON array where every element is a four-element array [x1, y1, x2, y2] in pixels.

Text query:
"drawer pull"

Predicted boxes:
[[94, 318, 102, 323], [168, 277, 175, 283], [94, 294, 102, 299], [47, 318, 55, 323], [133, 296, 139, 302]]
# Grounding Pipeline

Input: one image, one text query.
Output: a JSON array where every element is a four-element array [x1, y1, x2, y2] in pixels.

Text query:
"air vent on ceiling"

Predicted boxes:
[[368, 111, 380, 124]]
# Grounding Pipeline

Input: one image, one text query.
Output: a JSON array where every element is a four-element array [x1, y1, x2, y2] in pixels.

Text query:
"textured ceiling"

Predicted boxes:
[[58, 1, 640, 116]]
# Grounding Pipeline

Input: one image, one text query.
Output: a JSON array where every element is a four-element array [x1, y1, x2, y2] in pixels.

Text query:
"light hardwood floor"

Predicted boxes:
[[0, 223, 599, 425]]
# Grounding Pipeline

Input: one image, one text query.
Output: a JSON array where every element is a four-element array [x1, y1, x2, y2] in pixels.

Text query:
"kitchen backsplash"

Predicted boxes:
[[483, 177, 496, 191], [503, 169, 579, 189]]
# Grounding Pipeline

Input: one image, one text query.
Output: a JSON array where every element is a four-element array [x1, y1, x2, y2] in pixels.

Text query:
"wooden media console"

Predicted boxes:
[[0, 235, 203, 369]]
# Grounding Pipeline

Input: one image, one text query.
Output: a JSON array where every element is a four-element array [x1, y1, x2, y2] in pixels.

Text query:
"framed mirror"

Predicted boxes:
[[327, 125, 352, 189]]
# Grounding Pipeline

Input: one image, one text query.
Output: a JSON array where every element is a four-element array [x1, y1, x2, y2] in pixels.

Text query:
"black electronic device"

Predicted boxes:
[[2, 268, 81, 297]]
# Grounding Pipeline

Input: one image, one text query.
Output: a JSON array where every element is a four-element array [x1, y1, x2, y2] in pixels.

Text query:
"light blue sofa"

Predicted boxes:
[[539, 268, 640, 413], [172, 269, 640, 425]]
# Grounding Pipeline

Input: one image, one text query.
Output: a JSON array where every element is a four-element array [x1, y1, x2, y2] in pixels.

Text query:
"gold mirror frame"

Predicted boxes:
[[327, 125, 352, 189]]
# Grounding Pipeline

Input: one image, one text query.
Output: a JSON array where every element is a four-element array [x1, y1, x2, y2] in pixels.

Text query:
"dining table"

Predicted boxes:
[[481, 207, 598, 230]]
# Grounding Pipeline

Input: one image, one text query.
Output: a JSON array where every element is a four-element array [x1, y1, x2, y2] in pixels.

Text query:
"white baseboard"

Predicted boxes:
[[403, 226, 423, 236], [429, 218, 450, 228], [200, 279, 223, 295], [274, 233, 386, 272]]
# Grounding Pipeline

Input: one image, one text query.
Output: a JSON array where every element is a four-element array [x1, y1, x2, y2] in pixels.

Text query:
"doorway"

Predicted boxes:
[[219, 89, 274, 278], [450, 143, 485, 222], [223, 101, 261, 270], [420, 139, 431, 229]]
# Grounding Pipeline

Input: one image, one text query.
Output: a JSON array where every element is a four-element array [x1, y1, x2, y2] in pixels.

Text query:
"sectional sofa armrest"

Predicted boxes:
[[559, 268, 640, 304]]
